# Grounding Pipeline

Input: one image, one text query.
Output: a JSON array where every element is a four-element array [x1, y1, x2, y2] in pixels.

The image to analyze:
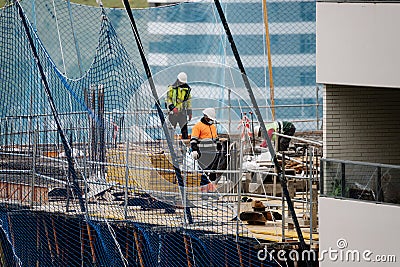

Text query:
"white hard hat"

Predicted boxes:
[[177, 72, 187, 83], [203, 108, 216, 121]]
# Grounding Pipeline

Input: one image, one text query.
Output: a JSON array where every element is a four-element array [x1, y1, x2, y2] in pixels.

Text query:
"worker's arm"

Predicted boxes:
[[260, 129, 275, 148], [190, 125, 200, 151], [268, 128, 275, 139], [190, 125, 200, 159], [165, 86, 175, 111], [186, 94, 192, 113]]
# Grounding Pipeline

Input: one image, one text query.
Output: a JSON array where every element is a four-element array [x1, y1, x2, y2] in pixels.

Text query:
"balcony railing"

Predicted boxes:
[[320, 158, 400, 205]]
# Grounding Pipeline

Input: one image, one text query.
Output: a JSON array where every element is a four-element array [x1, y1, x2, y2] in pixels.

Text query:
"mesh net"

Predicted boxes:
[[0, 0, 317, 265]]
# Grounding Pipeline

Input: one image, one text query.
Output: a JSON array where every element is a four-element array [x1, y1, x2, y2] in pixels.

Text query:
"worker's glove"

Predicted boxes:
[[168, 104, 175, 111], [191, 150, 200, 160], [173, 108, 179, 114]]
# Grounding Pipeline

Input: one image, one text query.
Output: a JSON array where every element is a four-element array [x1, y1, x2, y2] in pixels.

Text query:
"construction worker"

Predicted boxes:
[[190, 108, 222, 192], [165, 72, 192, 139], [255, 121, 296, 151]]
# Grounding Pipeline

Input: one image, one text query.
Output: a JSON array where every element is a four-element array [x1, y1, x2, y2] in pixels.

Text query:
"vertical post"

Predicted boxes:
[[228, 88, 232, 134], [80, 221, 85, 266], [320, 158, 324, 195], [125, 228, 130, 261], [43, 218, 55, 264], [98, 84, 105, 176], [309, 147, 313, 247], [82, 134, 89, 213], [4, 119, 8, 151], [281, 152, 285, 242], [341, 163, 346, 197], [30, 129, 38, 207], [236, 137, 244, 241], [124, 140, 130, 220], [44, 115, 48, 148], [249, 111, 255, 148], [262, 0, 275, 120], [133, 229, 145, 267], [376, 166, 383, 202], [229, 144, 237, 194], [119, 114, 124, 143], [91, 85, 97, 170], [51, 218, 60, 261], [86, 221, 96, 265], [66, 132, 73, 212], [36, 216, 40, 266], [182, 144, 187, 218], [19, 117, 23, 148], [183, 235, 193, 267], [316, 86, 320, 130], [10, 120, 14, 149], [236, 242, 244, 267]]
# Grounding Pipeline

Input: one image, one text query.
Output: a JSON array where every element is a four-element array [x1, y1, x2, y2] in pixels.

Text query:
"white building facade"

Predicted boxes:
[[317, 1, 400, 265]]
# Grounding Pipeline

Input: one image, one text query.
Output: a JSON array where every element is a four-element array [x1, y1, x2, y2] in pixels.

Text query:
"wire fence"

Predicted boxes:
[[321, 158, 400, 205], [0, 0, 318, 265], [9, 0, 319, 132]]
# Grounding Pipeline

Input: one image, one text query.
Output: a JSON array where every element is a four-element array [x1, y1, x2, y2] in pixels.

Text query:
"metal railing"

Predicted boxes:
[[320, 158, 400, 205]]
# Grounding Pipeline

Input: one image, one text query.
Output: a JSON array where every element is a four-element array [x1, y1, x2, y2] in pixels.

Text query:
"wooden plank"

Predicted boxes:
[[0, 181, 48, 203]]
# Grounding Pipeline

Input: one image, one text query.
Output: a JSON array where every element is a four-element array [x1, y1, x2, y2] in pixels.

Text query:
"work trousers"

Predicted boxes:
[[197, 145, 219, 185], [168, 111, 188, 139]]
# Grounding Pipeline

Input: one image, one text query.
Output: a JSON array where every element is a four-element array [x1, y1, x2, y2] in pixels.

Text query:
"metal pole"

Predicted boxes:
[[236, 136, 244, 242], [376, 167, 383, 202], [281, 152, 285, 242], [262, 0, 275, 120], [83, 134, 89, 213], [316, 86, 320, 130], [249, 111, 255, 148], [309, 147, 313, 247], [30, 129, 38, 207], [341, 163, 346, 197], [228, 87, 232, 134], [320, 158, 324, 195], [124, 140, 130, 220]]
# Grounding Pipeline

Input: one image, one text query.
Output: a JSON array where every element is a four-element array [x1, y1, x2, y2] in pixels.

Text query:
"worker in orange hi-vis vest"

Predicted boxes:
[[190, 108, 222, 192]]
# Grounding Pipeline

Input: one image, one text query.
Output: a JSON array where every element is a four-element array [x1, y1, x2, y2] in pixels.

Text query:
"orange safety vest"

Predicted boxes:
[[191, 121, 218, 142]]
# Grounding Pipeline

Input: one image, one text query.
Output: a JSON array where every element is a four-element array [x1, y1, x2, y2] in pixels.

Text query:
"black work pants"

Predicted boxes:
[[197, 146, 219, 185], [168, 111, 188, 139]]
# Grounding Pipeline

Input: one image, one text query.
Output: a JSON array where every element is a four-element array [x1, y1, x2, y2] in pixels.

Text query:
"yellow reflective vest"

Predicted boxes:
[[165, 85, 192, 112]]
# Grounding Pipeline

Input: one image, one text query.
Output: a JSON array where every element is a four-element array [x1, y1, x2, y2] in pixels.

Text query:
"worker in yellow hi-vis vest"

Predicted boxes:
[[190, 108, 222, 192], [255, 121, 296, 151], [165, 72, 192, 139]]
